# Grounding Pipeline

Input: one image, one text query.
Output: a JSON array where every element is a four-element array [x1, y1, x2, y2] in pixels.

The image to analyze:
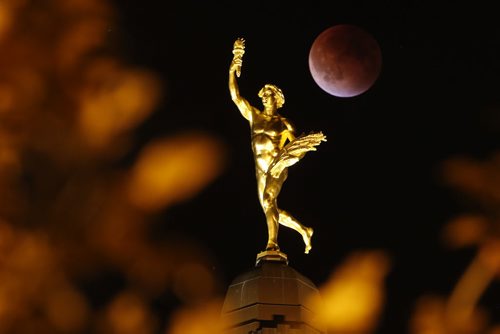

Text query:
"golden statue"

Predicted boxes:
[[229, 38, 326, 254]]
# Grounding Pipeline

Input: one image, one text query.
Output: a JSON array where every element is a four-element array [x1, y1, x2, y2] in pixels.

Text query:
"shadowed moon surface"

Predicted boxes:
[[309, 24, 382, 97]]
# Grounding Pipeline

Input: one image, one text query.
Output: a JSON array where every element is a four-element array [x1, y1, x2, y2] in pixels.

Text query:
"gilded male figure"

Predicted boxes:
[[229, 38, 326, 254]]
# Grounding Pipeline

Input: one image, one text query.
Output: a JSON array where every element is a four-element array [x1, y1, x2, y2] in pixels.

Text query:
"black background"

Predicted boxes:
[[111, 1, 499, 332]]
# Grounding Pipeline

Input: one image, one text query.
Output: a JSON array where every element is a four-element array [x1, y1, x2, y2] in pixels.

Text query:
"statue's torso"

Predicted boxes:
[[251, 113, 288, 173]]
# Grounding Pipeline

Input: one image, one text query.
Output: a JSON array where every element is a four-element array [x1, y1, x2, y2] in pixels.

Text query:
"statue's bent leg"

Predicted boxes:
[[279, 210, 314, 254]]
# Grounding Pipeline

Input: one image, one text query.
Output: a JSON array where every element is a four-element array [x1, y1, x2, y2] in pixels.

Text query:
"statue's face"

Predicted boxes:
[[261, 89, 277, 112]]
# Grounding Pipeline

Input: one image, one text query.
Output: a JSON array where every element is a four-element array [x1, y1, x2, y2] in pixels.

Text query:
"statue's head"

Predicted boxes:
[[258, 84, 285, 109]]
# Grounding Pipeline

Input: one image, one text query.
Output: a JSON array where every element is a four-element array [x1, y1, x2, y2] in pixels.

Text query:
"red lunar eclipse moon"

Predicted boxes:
[[309, 24, 382, 97]]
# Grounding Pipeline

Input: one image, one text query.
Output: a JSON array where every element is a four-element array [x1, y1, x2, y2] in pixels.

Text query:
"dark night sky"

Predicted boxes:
[[112, 1, 499, 332]]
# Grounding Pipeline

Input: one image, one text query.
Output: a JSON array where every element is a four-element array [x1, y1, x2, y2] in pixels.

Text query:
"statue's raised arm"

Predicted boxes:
[[228, 37, 326, 257], [229, 38, 254, 121]]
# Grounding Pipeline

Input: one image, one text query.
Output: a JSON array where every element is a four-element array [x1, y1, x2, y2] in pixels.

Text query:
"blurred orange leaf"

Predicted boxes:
[[127, 133, 225, 211]]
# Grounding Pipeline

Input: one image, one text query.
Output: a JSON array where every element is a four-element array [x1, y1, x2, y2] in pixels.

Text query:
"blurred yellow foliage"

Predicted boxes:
[[442, 214, 488, 248], [410, 295, 489, 334], [0, 222, 91, 332], [78, 59, 161, 150], [172, 262, 216, 305], [314, 250, 390, 333], [411, 152, 500, 334], [166, 299, 226, 334], [103, 292, 157, 334], [0, 0, 225, 332], [442, 153, 500, 205], [127, 133, 225, 211]]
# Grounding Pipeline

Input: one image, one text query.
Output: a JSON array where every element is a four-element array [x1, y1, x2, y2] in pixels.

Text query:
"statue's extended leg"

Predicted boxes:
[[279, 210, 314, 254], [257, 184, 279, 250], [263, 195, 279, 251], [261, 171, 287, 252]]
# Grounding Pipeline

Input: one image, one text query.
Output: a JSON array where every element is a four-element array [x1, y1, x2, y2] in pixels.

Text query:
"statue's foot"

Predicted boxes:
[[266, 242, 280, 252], [304, 227, 313, 254]]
